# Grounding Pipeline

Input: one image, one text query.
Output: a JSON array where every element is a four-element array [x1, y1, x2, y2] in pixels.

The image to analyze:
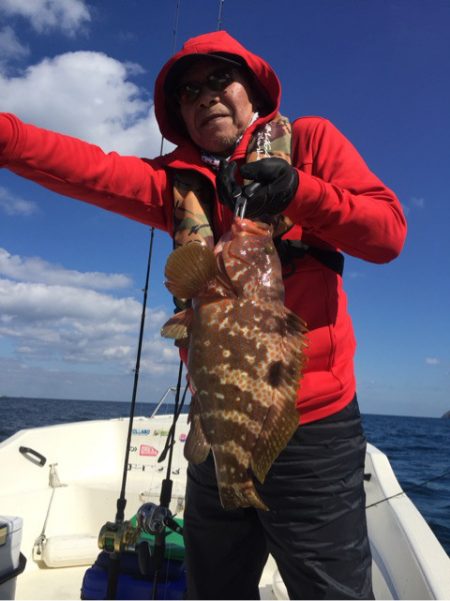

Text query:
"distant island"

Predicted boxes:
[[442, 411, 450, 419]]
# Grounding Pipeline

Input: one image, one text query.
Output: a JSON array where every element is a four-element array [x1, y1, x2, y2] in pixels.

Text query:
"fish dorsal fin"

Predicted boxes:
[[251, 307, 308, 484], [165, 243, 217, 300], [251, 403, 299, 485]]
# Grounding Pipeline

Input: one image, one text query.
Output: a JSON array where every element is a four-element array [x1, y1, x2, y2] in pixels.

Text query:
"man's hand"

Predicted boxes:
[[217, 157, 299, 218]]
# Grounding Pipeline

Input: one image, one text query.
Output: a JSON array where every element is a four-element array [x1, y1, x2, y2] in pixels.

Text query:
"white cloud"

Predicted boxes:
[[347, 271, 365, 280], [0, 186, 38, 216], [0, 248, 132, 290], [0, 51, 165, 157], [0, 276, 177, 374], [403, 196, 426, 215], [411, 197, 425, 209], [103, 345, 132, 359], [425, 357, 440, 365], [0, 26, 29, 64], [0, 278, 139, 323], [0, 0, 91, 36], [0, 247, 178, 378]]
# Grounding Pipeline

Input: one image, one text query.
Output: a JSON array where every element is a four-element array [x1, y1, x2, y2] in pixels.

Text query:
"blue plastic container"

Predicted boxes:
[[81, 551, 186, 600]]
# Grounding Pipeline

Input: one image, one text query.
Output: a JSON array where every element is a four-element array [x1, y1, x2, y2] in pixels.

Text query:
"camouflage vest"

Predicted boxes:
[[172, 113, 294, 251]]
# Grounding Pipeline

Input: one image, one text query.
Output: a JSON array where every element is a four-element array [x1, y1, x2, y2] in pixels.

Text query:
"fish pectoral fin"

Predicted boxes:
[[219, 481, 268, 512], [184, 396, 210, 464], [184, 416, 210, 464], [164, 243, 217, 299], [160, 308, 193, 343]]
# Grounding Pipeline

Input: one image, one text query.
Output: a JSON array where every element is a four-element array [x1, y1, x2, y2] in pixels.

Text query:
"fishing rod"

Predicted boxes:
[[117, 227, 155, 523], [99, 0, 229, 596], [145, 360, 187, 601], [141, 1, 229, 596], [109, 0, 183, 530], [136, 3, 188, 597], [100, 1, 186, 598], [100, 225, 155, 600]]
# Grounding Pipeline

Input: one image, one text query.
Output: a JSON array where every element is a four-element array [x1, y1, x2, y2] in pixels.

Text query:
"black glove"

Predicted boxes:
[[217, 157, 299, 218]]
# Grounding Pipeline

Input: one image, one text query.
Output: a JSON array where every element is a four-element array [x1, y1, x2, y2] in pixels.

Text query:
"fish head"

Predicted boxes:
[[218, 217, 284, 300]]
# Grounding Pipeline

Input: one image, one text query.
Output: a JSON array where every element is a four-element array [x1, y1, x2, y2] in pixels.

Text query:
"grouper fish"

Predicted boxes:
[[161, 217, 307, 511]]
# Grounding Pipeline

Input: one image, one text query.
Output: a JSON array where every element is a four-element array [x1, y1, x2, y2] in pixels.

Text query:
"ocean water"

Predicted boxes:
[[0, 396, 449, 555]]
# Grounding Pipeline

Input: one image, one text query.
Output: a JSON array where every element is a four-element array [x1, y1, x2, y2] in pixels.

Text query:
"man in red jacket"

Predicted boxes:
[[0, 31, 406, 599]]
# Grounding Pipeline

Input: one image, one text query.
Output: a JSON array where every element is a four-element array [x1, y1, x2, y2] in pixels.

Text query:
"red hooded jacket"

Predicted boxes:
[[0, 31, 406, 424]]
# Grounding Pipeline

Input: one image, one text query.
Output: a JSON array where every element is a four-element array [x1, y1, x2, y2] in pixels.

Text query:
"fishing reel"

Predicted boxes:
[[136, 502, 183, 536], [98, 520, 138, 554], [98, 502, 183, 554]]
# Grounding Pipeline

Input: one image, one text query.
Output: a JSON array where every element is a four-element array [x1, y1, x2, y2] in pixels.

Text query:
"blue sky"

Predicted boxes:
[[0, 0, 449, 417]]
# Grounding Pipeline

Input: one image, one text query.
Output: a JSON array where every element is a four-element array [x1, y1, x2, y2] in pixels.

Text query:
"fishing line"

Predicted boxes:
[[114, 0, 183, 512], [171, 0, 182, 52], [104, 0, 183, 525], [153, 0, 187, 490], [217, 0, 225, 29], [148, 4, 187, 597], [159, 0, 182, 157], [105, 0, 182, 587], [366, 465, 450, 510]]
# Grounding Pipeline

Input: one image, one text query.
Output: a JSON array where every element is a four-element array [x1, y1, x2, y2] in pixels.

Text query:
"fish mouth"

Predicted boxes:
[[232, 218, 272, 237]]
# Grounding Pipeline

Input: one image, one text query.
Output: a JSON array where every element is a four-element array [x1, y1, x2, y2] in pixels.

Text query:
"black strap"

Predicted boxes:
[[0, 552, 27, 585], [307, 246, 345, 276], [275, 239, 344, 277]]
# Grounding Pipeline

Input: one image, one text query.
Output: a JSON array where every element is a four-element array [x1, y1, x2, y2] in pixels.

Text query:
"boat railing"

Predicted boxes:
[[149, 386, 189, 419]]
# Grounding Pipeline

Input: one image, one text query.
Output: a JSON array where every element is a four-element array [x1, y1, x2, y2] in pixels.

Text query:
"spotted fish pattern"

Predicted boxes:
[[161, 218, 307, 510]]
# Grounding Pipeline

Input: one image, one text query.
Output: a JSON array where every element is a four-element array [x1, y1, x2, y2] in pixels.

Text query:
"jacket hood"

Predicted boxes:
[[154, 31, 281, 147]]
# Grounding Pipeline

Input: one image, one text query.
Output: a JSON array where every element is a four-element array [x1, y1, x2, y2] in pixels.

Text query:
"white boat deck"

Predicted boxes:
[[1, 413, 449, 600]]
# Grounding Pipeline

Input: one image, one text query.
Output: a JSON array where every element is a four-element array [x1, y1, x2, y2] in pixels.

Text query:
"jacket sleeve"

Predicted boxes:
[[285, 117, 407, 263], [0, 113, 172, 232]]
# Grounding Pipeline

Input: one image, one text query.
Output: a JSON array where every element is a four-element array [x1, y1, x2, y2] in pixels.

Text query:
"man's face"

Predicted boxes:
[[176, 58, 257, 155]]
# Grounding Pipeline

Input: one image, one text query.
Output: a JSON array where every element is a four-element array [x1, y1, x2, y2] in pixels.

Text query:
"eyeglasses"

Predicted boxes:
[[174, 67, 237, 105]]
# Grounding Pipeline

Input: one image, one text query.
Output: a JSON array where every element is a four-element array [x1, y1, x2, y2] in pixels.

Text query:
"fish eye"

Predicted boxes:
[[264, 244, 275, 255]]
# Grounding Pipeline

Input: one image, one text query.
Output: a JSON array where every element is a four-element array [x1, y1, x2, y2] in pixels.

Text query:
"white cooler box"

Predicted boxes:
[[0, 516, 26, 600]]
